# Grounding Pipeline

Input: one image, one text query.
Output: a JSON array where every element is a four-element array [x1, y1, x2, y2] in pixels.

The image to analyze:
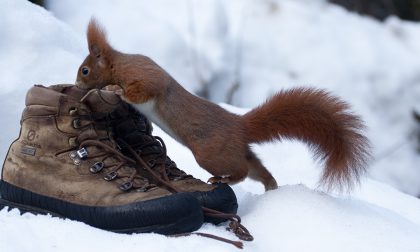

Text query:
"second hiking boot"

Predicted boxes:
[[109, 102, 238, 224]]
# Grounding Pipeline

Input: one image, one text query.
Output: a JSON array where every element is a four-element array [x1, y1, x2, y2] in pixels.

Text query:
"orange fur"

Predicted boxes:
[[76, 18, 371, 191], [244, 88, 370, 190], [87, 18, 112, 58], [123, 80, 162, 104]]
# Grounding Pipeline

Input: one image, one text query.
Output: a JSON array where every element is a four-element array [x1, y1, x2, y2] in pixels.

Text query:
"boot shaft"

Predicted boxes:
[[17, 84, 123, 154]]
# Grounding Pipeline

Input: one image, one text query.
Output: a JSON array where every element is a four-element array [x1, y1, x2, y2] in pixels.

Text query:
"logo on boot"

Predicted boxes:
[[27, 130, 36, 141], [21, 146, 36, 156], [21, 129, 41, 155]]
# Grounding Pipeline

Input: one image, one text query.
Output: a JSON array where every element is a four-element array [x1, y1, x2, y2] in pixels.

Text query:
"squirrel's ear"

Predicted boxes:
[[87, 17, 111, 59]]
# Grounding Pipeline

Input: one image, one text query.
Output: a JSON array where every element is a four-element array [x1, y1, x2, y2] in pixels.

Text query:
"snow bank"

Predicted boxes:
[[226, 0, 420, 196], [2, 181, 420, 252], [240, 185, 420, 252], [46, 0, 225, 94], [0, 0, 84, 162], [1, 1, 420, 251], [44, 0, 420, 195]]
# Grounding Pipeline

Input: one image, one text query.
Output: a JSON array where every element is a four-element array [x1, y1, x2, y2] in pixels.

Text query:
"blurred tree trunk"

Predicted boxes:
[[414, 111, 420, 154], [28, 0, 45, 7], [329, 0, 420, 21]]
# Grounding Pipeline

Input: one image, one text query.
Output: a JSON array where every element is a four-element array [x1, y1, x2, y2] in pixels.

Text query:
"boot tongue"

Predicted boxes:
[[55, 84, 88, 99]]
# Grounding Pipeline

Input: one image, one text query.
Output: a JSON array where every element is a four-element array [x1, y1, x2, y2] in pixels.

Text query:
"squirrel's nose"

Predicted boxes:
[[75, 80, 88, 89]]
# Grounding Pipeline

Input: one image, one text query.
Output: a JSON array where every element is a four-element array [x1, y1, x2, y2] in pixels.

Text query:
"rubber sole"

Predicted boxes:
[[0, 180, 203, 235], [191, 183, 238, 224]]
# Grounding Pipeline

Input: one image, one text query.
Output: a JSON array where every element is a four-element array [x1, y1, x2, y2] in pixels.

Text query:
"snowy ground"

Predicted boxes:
[[1, 0, 420, 251]]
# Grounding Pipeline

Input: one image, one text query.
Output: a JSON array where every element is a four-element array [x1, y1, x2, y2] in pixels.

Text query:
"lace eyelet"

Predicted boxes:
[[119, 181, 133, 191], [147, 159, 156, 167], [76, 148, 88, 159], [104, 171, 118, 181], [69, 107, 78, 115], [69, 151, 81, 165], [73, 118, 81, 129], [90, 162, 104, 173]]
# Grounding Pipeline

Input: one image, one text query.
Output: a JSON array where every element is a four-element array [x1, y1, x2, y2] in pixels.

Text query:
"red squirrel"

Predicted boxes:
[[76, 19, 370, 191]]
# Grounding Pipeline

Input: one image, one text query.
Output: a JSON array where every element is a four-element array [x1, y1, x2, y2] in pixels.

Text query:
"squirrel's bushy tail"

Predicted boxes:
[[243, 88, 370, 190]]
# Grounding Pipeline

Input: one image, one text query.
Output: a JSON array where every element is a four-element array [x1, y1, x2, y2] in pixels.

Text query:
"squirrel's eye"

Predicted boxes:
[[81, 67, 89, 76]]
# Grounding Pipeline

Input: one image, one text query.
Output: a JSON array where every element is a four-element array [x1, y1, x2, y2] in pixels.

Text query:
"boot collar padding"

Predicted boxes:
[[26, 85, 66, 107], [26, 84, 122, 114], [81, 89, 122, 114]]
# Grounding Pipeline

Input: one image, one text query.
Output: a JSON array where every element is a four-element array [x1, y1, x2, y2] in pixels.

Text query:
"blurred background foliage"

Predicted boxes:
[[30, 0, 420, 22], [29, 0, 43, 7], [329, 0, 420, 21], [24, 0, 420, 194]]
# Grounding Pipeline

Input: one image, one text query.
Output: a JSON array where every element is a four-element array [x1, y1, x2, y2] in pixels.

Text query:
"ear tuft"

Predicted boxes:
[[87, 17, 111, 58]]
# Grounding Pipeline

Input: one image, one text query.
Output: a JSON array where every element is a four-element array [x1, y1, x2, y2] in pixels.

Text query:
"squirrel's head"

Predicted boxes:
[[76, 18, 113, 90]]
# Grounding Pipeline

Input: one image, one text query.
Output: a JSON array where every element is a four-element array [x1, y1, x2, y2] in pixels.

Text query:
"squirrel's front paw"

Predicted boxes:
[[207, 176, 231, 184], [105, 85, 123, 95], [114, 89, 123, 96]]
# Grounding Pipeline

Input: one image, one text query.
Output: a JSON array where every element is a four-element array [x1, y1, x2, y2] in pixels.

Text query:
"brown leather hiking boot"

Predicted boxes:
[[0, 84, 203, 234], [108, 102, 238, 224]]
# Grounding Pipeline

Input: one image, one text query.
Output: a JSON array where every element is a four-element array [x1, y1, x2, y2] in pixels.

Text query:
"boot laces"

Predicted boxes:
[[110, 99, 254, 247], [55, 103, 156, 193], [111, 106, 192, 182], [118, 138, 254, 248], [121, 135, 192, 182]]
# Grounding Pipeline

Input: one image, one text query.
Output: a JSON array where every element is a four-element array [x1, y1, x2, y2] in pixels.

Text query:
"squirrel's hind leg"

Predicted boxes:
[[246, 150, 278, 191]]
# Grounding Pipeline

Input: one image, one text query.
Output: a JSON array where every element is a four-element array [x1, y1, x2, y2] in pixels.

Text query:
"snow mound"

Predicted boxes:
[[1, 183, 420, 252], [241, 185, 420, 252], [45, 0, 420, 196], [0, 0, 84, 162], [1, 1, 420, 251]]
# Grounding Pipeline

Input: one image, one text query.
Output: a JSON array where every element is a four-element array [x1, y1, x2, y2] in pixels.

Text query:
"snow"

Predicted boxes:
[[2, 181, 420, 252], [45, 0, 420, 196], [1, 0, 420, 251], [0, 0, 84, 165]]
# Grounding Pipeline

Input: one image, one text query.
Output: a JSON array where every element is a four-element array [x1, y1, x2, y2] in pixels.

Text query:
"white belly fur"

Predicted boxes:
[[132, 100, 182, 143]]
